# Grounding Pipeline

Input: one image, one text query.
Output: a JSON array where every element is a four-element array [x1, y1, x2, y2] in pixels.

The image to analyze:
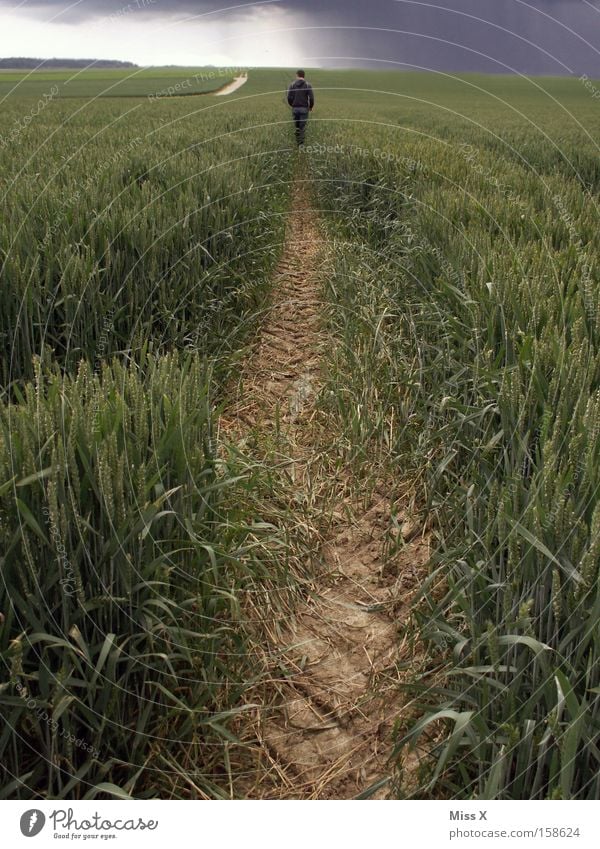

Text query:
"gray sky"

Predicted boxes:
[[1, 1, 599, 74]]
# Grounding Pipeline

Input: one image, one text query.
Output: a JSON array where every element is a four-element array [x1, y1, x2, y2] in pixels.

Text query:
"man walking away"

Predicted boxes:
[[287, 69, 314, 146]]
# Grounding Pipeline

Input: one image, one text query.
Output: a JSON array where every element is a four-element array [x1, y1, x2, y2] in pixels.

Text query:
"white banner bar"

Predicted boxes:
[[1, 800, 599, 848]]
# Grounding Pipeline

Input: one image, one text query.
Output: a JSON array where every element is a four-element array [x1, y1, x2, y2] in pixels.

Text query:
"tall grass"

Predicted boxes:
[[0, 96, 290, 387], [307, 108, 600, 799], [0, 353, 291, 798], [0, 87, 296, 798], [3, 67, 600, 800]]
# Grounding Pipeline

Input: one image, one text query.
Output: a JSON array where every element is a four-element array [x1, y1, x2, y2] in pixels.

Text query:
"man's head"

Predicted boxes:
[[296, 69, 305, 79]]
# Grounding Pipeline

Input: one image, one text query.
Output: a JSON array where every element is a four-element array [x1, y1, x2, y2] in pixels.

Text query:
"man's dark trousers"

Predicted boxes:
[[292, 107, 309, 145]]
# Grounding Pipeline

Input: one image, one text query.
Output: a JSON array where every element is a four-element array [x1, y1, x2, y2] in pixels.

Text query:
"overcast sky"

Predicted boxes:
[[1, 1, 599, 74]]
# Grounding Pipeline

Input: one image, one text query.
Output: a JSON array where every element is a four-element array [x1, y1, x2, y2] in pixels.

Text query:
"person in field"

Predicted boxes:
[[287, 69, 315, 146]]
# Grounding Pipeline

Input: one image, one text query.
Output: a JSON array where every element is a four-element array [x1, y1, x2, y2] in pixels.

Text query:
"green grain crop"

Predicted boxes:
[[306, 70, 600, 799], [1, 68, 599, 799]]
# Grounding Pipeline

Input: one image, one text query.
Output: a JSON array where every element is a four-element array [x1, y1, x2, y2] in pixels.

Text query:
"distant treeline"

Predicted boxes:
[[0, 58, 138, 69]]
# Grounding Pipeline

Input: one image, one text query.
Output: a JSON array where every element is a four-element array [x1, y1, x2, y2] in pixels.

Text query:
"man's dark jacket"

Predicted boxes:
[[287, 78, 314, 110]]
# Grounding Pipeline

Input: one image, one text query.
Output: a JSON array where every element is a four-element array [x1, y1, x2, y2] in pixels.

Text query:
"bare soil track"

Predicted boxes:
[[221, 171, 428, 799], [214, 74, 248, 96]]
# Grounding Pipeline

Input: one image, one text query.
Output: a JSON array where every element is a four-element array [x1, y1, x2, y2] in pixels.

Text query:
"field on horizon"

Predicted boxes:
[[0, 66, 244, 98], [1, 68, 599, 801]]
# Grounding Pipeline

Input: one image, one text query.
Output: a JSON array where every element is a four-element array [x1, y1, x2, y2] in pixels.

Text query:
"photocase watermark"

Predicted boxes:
[[401, 222, 465, 292], [182, 262, 264, 352], [553, 192, 582, 246], [19, 807, 159, 838], [148, 67, 249, 100], [0, 86, 59, 149], [40, 136, 143, 250], [462, 449, 589, 545], [551, 192, 593, 314], [92, 0, 158, 27], [49, 808, 158, 833], [92, 307, 116, 434], [301, 140, 426, 175], [15, 682, 100, 759], [328, 206, 467, 296], [579, 73, 600, 101], [20, 809, 46, 838], [459, 143, 529, 216], [41, 506, 77, 598]]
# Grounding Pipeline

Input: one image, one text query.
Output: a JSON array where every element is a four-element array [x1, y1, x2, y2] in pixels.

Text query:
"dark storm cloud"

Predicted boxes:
[[3, 1, 600, 74], [295, 0, 600, 76], [296, 0, 600, 76]]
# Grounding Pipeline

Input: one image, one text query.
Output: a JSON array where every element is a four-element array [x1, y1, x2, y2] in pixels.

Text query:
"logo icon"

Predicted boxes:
[[20, 810, 46, 837]]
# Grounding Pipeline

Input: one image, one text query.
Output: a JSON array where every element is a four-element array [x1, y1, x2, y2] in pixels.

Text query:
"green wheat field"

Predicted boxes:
[[1, 66, 599, 800]]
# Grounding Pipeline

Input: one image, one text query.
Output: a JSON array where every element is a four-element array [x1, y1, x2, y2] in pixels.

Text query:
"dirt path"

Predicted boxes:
[[221, 172, 428, 799], [213, 74, 248, 96]]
